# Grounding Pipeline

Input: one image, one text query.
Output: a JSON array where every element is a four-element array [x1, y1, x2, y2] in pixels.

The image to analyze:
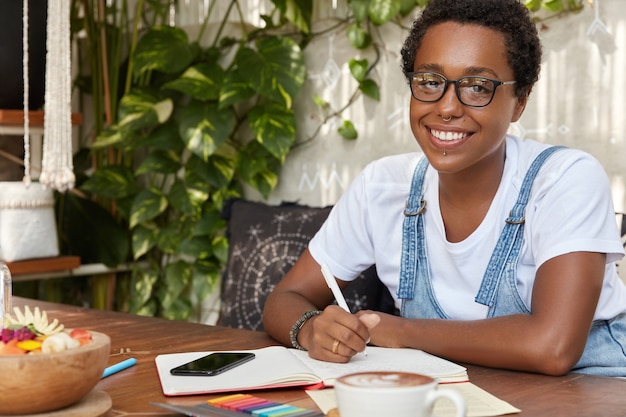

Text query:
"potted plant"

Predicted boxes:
[[63, 0, 309, 319]]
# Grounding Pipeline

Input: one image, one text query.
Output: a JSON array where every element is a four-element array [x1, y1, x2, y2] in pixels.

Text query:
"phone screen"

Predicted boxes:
[[169, 352, 255, 376]]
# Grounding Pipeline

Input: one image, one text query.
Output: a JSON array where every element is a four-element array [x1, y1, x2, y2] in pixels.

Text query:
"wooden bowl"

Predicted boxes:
[[0, 330, 110, 415]]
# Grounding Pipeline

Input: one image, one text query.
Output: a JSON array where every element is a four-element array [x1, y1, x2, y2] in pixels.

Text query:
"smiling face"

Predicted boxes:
[[409, 22, 527, 176]]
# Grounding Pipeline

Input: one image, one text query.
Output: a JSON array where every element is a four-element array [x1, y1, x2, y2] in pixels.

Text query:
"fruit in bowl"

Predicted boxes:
[[0, 306, 110, 415]]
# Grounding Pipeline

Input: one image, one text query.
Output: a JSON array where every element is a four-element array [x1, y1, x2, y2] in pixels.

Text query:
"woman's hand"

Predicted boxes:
[[358, 310, 407, 348], [301, 306, 380, 362]]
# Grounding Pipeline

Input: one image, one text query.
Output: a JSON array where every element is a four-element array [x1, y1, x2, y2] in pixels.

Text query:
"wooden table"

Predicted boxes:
[[11, 297, 626, 417]]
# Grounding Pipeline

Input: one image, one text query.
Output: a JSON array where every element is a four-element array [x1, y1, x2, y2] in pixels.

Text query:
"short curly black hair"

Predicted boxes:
[[400, 0, 541, 98]]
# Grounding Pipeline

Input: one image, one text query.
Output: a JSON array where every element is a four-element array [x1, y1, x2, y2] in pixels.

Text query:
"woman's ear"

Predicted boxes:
[[511, 93, 529, 123]]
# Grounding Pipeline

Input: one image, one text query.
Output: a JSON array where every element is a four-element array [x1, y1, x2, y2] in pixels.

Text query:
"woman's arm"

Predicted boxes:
[[362, 251, 605, 376], [262, 248, 374, 362]]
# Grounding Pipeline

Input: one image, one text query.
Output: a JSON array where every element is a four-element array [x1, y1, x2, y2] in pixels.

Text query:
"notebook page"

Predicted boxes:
[[289, 346, 468, 385]]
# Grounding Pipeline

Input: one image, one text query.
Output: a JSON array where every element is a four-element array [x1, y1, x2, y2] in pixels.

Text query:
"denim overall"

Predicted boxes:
[[399, 147, 626, 376]]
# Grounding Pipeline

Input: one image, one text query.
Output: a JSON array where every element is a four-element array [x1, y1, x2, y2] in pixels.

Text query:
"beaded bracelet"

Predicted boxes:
[[289, 310, 322, 351]]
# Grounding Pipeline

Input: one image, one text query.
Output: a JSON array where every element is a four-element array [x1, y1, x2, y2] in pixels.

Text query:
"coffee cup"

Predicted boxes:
[[334, 371, 466, 417]]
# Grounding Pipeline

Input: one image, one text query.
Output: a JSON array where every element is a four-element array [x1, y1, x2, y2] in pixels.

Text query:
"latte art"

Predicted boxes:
[[339, 371, 432, 388], [335, 371, 466, 417]]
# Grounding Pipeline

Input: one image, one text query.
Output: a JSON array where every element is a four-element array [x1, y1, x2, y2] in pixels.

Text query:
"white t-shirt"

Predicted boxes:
[[309, 136, 626, 321]]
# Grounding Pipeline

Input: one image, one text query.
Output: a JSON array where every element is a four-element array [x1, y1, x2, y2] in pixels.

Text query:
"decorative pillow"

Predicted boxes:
[[218, 199, 396, 331]]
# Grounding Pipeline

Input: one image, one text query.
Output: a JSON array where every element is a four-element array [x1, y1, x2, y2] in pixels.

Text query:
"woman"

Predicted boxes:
[[263, 0, 626, 377]]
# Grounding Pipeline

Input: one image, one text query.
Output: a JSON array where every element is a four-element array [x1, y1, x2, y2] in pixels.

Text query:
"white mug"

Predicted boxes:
[[334, 371, 466, 417]]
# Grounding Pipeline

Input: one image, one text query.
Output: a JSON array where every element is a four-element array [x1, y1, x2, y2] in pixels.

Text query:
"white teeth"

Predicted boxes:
[[431, 129, 468, 141]]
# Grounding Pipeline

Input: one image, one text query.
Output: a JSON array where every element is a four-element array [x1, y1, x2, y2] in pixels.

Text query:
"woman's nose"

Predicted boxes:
[[436, 82, 463, 116]]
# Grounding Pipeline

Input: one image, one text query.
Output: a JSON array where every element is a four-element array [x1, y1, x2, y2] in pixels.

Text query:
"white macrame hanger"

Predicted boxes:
[[39, 0, 75, 192], [22, 0, 31, 187]]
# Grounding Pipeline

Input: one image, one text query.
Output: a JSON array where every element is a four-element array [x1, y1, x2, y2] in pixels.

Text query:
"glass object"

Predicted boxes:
[[408, 71, 516, 107], [0, 261, 11, 328]]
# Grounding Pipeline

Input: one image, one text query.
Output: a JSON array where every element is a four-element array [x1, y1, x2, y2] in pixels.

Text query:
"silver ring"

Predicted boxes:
[[442, 115, 452, 122]]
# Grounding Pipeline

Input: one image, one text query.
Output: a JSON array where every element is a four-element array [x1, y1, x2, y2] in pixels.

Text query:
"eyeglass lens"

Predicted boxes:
[[411, 72, 499, 107]]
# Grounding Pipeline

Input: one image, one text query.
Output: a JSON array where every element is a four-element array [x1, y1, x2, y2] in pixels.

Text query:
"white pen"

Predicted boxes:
[[320, 263, 368, 356], [321, 263, 350, 312]]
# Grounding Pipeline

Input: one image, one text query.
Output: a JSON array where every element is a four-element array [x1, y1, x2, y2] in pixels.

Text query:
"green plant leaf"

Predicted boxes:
[[162, 296, 192, 321], [133, 121, 185, 152], [350, 0, 370, 22], [130, 187, 168, 228], [193, 208, 227, 236], [81, 165, 138, 199], [168, 178, 209, 217], [359, 78, 381, 101], [168, 179, 196, 216], [543, 0, 564, 11], [284, 0, 313, 34], [186, 154, 236, 189], [210, 187, 242, 212], [346, 22, 372, 50], [135, 150, 181, 175], [565, 0, 585, 12], [524, 0, 542, 12], [237, 141, 281, 198], [369, 0, 402, 25], [113, 196, 135, 223], [161, 261, 193, 320], [164, 261, 192, 297], [129, 268, 159, 315], [180, 235, 213, 259], [313, 95, 329, 109], [211, 235, 229, 265], [259, 34, 307, 105], [338, 120, 358, 140], [191, 261, 220, 305], [117, 89, 173, 132], [133, 26, 195, 76], [132, 224, 158, 260], [219, 70, 256, 109], [400, 0, 420, 15], [185, 176, 212, 208], [349, 58, 369, 82], [162, 62, 225, 101], [92, 127, 124, 149], [259, 14, 275, 29], [178, 102, 237, 161], [249, 104, 297, 162], [156, 220, 190, 254], [236, 36, 306, 107]]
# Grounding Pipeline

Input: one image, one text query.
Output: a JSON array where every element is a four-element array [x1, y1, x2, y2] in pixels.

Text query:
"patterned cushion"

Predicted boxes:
[[218, 199, 396, 330]]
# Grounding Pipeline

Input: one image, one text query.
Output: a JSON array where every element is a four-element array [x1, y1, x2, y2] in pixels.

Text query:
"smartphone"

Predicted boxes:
[[169, 352, 255, 376]]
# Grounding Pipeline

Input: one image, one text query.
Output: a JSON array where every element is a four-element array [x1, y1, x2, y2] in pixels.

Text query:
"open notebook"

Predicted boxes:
[[155, 346, 468, 396]]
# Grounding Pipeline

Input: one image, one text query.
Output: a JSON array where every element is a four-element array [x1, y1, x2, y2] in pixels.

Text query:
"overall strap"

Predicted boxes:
[[398, 156, 429, 299], [475, 146, 565, 307]]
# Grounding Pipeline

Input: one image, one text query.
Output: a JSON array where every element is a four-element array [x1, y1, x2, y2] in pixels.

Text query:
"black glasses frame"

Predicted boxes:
[[408, 71, 517, 108]]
